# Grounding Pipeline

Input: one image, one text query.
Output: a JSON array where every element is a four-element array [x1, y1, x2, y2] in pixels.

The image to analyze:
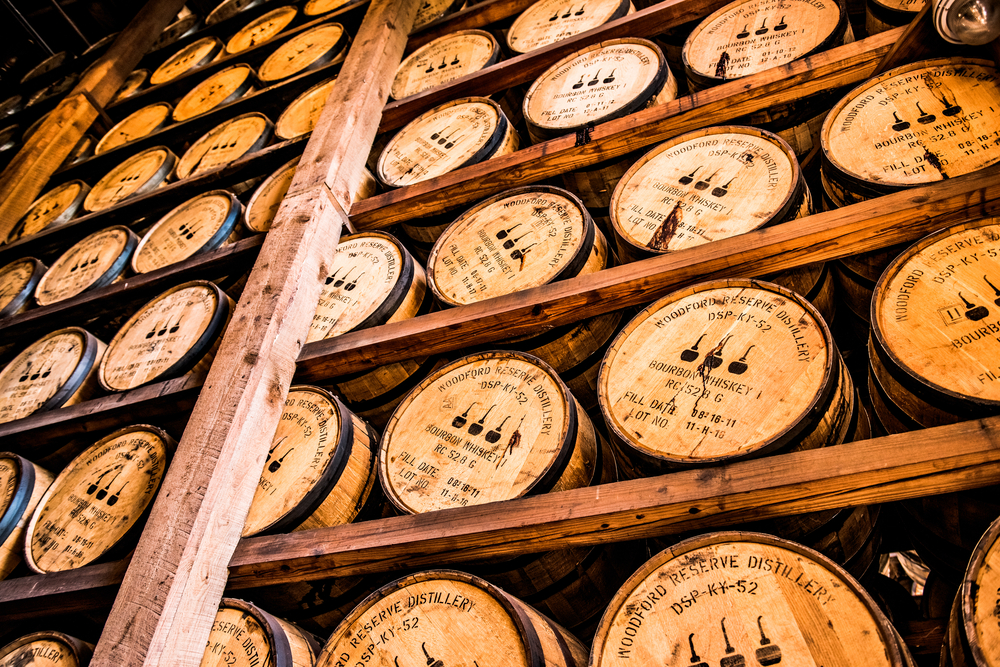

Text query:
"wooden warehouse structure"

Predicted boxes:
[[0, 0, 999, 663]]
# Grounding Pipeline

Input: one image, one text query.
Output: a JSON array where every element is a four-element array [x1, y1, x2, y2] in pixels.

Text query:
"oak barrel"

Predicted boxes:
[[0, 452, 52, 579], [257, 22, 349, 85], [94, 102, 173, 155], [412, 0, 467, 31], [206, 0, 264, 25], [35, 225, 139, 306], [866, 0, 924, 33], [391, 30, 501, 101], [173, 63, 256, 122], [132, 190, 242, 273], [507, 0, 633, 55], [83, 146, 177, 212], [149, 14, 201, 52], [112, 68, 148, 103], [943, 513, 1000, 665], [0, 258, 46, 319], [8, 180, 89, 243], [317, 570, 589, 667], [98, 280, 233, 392], [23, 424, 175, 573], [202, 598, 320, 667], [275, 76, 338, 140], [149, 36, 224, 86], [175, 112, 273, 180], [304, 0, 365, 14], [246, 573, 394, 635], [225, 6, 299, 55], [0, 632, 92, 666], [21, 52, 71, 86]]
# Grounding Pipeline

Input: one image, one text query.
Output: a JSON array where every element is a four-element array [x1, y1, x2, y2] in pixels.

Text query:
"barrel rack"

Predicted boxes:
[[0, 0, 998, 665]]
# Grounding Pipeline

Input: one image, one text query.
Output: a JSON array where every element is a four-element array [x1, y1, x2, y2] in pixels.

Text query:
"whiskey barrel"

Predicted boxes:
[[258, 22, 349, 85], [172, 63, 256, 122], [0, 632, 92, 666], [35, 226, 139, 306], [207, 0, 264, 24], [243, 157, 298, 232], [412, 0, 467, 31], [26, 72, 79, 109], [376, 96, 519, 188], [304, 0, 364, 15], [822, 59, 1000, 203], [132, 190, 242, 273], [175, 112, 273, 180], [0, 95, 23, 119], [226, 6, 299, 55], [8, 180, 89, 243], [317, 570, 589, 667], [23, 425, 174, 573], [0, 258, 46, 318], [150, 36, 224, 86], [333, 356, 445, 430], [99, 280, 233, 392], [507, 0, 632, 55], [0, 452, 52, 579], [391, 30, 501, 101], [275, 76, 337, 140], [202, 598, 320, 667], [379, 350, 598, 514], [609, 125, 808, 262], [945, 514, 1000, 664], [0, 328, 106, 424], [64, 134, 96, 168], [0, 125, 18, 160], [590, 531, 906, 667], [83, 146, 177, 212], [113, 69, 149, 103], [149, 14, 201, 52], [598, 279, 850, 477], [866, 0, 924, 33], [247, 573, 393, 635], [20, 52, 71, 86], [95, 102, 173, 155]]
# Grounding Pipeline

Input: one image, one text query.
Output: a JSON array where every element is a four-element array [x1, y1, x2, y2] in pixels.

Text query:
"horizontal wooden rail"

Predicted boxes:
[[0, 561, 128, 621], [355, 29, 899, 228], [299, 163, 1000, 380]]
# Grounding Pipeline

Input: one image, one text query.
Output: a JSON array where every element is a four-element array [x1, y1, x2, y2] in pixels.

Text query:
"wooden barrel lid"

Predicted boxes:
[[0, 124, 17, 151], [599, 279, 835, 465], [413, 0, 466, 31], [0, 94, 23, 119], [35, 226, 138, 306], [112, 68, 148, 103], [81, 31, 119, 58], [64, 134, 96, 167], [508, 0, 631, 54], [26, 72, 79, 108], [319, 570, 587, 667], [959, 515, 1000, 665], [0, 632, 93, 666], [872, 218, 1000, 417], [205, 598, 319, 667], [684, 0, 845, 87], [869, 0, 924, 19], [428, 186, 599, 306], [132, 190, 242, 273], [100, 280, 231, 392], [23, 111, 51, 144], [391, 30, 500, 101], [591, 531, 903, 667], [244, 157, 298, 232], [20, 52, 71, 85], [257, 23, 349, 84], [8, 180, 89, 243], [207, 0, 265, 24], [0, 327, 104, 424], [304, 0, 363, 15], [150, 36, 224, 86], [0, 258, 46, 318], [149, 14, 202, 52], [24, 425, 174, 573], [173, 64, 256, 122], [243, 386, 361, 535], [610, 126, 801, 255], [380, 350, 577, 514], [823, 58, 1000, 192], [524, 38, 673, 142], [84, 146, 177, 212], [377, 96, 510, 187], [176, 112, 273, 180], [309, 231, 423, 341], [275, 76, 338, 140], [95, 102, 173, 155], [226, 5, 299, 54]]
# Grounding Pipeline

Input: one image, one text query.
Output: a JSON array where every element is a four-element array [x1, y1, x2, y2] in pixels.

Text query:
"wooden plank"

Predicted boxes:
[[406, 0, 540, 52], [88, 0, 422, 663], [870, 4, 942, 77], [0, 0, 189, 243], [228, 415, 1000, 586], [353, 29, 900, 229], [299, 163, 1000, 380], [0, 561, 127, 621]]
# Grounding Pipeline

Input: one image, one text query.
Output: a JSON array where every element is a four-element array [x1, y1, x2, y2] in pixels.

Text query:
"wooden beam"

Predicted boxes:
[[871, 4, 943, 77], [353, 29, 900, 229], [0, 0, 188, 242], [299, 163, 1000, 380], [88, 0, 421, 663], [0, 561, 128, 621]]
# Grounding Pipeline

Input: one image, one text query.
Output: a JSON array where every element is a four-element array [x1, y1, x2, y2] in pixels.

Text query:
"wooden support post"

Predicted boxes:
[[88, 0, 420, 664]]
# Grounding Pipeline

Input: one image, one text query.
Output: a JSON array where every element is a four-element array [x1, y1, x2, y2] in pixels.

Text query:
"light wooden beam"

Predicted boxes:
[[88, 0, 422, 664]]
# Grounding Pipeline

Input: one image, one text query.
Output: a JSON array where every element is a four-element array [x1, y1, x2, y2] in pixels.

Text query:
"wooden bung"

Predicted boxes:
[[242, 385, 380, 537], [150, 36, 225, 86], [822, 58, 1000, 200], [23, 425, 175, 574], [173, 63, 257, 122], [98, 280, 233, 392], [376, 97, 519, 188], [8, 179, 89, 243], [0, 328, 106, 424], [391, 30, 501, 101], [598, 279, 848, 476], [0, 258, 46, 318], [207, 0, 265, 25], [275, 77, 338, 140], [96, 102, 174, 155], [590, 531, 905, 667], [0, 452, 53, 579], [202, 598, 320, 667], [317, 570, 589, 667], [507, 0, 633, 55], [35, 226, 139, 306], [412, 0, 466, 31], [149, 14, 201, 53], [379, 350, 598, 514], [83, 146, 177, 212], [866, 0, 924, 34], [226, 6, 299, 55], [0, 632, 93, 667], [176, 112, 274, 180], [112, 68, 149, 103], [132, 190, 243, 274], [257, 22, 350, 85]]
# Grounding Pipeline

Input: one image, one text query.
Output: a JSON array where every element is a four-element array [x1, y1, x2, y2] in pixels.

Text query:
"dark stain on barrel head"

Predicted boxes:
[[648, 201, 683, 251], [923, 147, 948, 179], [715, 52, 730, 79]]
